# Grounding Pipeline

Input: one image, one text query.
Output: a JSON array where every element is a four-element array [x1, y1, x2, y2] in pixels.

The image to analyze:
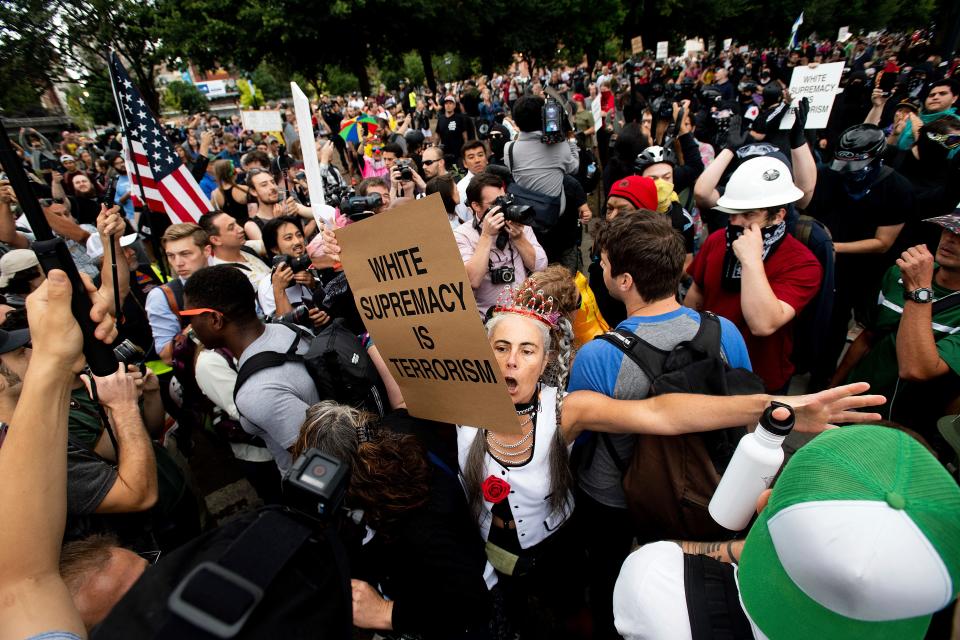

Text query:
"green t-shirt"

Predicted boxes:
[[847, 264, 960, 413], [574, 109, 595, 133]]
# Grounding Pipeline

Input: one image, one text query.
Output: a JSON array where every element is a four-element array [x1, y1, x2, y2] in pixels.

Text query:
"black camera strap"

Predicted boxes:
[[162, 509, 315, 638]]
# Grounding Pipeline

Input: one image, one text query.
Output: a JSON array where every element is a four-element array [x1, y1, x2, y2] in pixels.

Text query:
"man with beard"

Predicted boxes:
[[685, 156, 822, 393], [64, 172, 104, 226], [242, 168, 312, 241]]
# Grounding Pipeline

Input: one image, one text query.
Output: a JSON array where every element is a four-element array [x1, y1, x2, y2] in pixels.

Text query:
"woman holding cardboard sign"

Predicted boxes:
[[457, 277, 885, 638]]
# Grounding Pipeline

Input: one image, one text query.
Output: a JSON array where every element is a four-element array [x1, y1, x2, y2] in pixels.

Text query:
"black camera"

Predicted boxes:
[[113, 338, 146, 370], [339, 192, 383, 221], [273, 254, 313, 274], [541, 97, 565, 144], [268, 303, 312, 326], [490, 265, 516, 285], [490, 195, 535, 226], [394, 158, 413, 181], [476, 120, 492, 140], [283, 448, 349, 522]]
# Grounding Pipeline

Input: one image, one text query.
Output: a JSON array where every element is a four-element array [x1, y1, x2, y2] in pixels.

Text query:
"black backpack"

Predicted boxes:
[[91, 507, 353, 639], [594, 312, 766, 541], [234, 320, 387, 418]]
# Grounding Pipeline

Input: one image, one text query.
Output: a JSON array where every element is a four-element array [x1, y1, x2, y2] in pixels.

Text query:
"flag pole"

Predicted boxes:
[[107, 50, 169, 280]]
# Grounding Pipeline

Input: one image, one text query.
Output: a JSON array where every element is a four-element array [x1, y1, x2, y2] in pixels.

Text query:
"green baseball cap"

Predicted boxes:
[[739, 425, 960, 640]]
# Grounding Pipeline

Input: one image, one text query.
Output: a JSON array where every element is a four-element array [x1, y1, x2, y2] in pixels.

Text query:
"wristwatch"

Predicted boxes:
[[905, 287, 934, 303]]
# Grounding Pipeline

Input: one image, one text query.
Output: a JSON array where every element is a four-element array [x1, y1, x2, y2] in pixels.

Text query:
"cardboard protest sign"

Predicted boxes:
[[656, 41, 669, 60], [240, 110, 282, 132], [335, 195, 521, 434], [780, 62, 845, 130], [291, 82, 332, 227], [631, 36, 644, 55]]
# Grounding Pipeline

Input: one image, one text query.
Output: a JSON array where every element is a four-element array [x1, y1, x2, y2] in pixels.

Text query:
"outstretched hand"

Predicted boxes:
[[775, 382, 885, 433]]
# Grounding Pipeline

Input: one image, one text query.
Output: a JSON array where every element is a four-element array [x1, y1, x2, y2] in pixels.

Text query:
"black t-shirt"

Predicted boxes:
[[807, 166, 912, 244], [436, 113, 470, 159], [69, 195, 103, 226]]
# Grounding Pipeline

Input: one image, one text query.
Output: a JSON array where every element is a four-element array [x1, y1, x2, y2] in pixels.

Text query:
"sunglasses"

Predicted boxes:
[[421, 159, 439, 166], [926, 131, 960, 149], [179, 307, 222, 318]]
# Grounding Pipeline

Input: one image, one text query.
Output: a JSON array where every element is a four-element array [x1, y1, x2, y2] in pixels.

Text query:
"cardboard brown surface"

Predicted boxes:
[[336, 195, 521, 434]]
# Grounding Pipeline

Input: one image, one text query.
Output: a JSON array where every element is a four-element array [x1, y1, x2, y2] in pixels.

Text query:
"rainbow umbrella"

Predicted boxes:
[[339, 115, 380, 143]]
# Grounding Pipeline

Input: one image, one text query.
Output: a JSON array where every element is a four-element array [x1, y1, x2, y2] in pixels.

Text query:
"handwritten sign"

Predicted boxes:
[[780, 62, 845, 130], [656, 41, 669, 60], [336, 195, 521, 434], [240, 110, 282, 132], [631, 36, 644, 55]]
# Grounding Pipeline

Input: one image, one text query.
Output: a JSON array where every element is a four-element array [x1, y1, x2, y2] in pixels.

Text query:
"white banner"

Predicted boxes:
[[240, 110, 282, 132], [291, 82, 333, 227], [780, 62, 845, 130]]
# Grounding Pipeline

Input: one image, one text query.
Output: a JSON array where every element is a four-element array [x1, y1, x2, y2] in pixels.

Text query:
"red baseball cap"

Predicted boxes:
[[607, 176, 658, 211], [572, 93, 585, 103]]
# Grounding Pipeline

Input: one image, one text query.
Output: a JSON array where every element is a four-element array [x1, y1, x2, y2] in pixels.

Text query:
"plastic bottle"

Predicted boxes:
[[708, 401, 795, 531]]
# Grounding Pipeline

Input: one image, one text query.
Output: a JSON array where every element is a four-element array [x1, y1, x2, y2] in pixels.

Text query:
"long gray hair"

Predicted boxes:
[[463, 314, 575, 521]]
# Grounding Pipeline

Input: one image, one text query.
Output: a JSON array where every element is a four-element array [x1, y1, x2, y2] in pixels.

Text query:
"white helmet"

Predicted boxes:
[[714, 156, 804, 213]]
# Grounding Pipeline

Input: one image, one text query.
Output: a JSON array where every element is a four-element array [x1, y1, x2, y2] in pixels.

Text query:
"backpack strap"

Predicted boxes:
[[683, 553, 754, 640], [233, 327, 305, 402], [507, 140, 516, 172], [933, 292, 960, 316], [160, 279, 186, 325], [686, 311, 723, 361], [163, 508, 351, 638], [593, 328, 672, 474]]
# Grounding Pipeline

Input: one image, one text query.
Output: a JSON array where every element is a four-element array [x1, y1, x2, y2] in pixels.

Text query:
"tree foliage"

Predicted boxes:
[[163, 80, 208, 114]]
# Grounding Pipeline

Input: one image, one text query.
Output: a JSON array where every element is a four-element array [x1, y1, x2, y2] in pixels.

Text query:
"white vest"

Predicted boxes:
[[457, 386, 574, 552]]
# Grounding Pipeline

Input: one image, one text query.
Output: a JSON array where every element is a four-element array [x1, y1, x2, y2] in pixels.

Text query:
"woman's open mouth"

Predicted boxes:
[[504, 376, 518, 394]]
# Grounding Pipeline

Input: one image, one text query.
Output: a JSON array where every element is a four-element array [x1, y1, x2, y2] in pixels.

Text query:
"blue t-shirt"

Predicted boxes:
[[568, 307, 752, 396], [568, 306, 752, 508], [114, 174, 134, 219]]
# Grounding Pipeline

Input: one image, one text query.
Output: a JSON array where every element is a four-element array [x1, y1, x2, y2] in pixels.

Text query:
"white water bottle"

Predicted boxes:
[[708, 402, 795, 531]]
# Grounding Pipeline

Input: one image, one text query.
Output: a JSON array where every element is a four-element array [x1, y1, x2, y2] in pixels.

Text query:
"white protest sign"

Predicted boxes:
[[739, 45, 750, 54], [591, 94, 603, 132], [291, 82, 332, 227], [837, 26, 851, 43], [684, 39, 704, 58], [240, 110, 282, 132], [656, 41, 669, 60], [780, 62, 845, 130], [723, 38, 733, 51]]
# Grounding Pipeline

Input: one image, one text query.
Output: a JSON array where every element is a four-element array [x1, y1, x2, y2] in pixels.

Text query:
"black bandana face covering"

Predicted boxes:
[[721, 220, 787, 292]]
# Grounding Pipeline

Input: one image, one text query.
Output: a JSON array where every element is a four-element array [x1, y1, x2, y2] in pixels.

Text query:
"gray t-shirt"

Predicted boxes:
[[235, 324, 320, 473]]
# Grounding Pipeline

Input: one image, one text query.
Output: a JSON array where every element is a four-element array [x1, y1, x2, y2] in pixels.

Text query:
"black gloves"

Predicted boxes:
[[723, 115, 749, 153], [790, 97, 810, 149]]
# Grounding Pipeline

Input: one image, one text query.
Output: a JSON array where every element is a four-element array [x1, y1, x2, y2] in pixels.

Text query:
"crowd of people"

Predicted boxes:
[[1, 29, 960, 640]]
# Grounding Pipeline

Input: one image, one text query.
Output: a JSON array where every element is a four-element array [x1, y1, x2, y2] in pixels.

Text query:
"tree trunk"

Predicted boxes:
[[481, 51, 494, 78], [350, 53, 371, 96], [419, 47, 436, 94]]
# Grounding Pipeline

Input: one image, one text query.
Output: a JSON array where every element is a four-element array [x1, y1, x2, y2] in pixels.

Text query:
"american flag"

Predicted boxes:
[[109, 53, 210, 223]]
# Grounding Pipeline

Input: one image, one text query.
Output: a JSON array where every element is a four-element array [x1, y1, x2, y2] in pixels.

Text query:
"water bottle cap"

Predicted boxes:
[[759, 401, 795, 436]]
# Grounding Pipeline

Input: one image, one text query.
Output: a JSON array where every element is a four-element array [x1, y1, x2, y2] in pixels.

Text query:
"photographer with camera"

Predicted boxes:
[[388, 154, 426, 204], [258, 216, 329, 330], [454, 172, 547, 314]]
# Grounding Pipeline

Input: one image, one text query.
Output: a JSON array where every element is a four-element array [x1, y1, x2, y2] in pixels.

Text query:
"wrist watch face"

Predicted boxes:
[[910, 288, 933, 303]]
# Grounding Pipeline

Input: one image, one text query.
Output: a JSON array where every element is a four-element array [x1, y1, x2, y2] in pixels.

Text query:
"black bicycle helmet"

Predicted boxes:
[[634, 145, 677, 174], [831, 124, 886, 172]]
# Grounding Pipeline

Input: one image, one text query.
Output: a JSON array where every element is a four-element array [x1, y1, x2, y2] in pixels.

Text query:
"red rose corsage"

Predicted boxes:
[[481, 475, 511, 504]]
